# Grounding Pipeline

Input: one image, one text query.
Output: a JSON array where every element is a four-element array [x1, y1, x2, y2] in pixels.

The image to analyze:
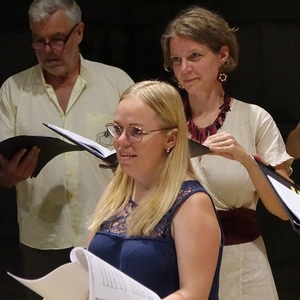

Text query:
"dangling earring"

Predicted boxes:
[[166, 148, 170, 154], [218, 72, 228, 83], [178, 82, 184, 89]]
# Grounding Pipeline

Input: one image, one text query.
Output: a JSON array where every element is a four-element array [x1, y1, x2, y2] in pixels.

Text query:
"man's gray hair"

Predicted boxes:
[[28, 0, 81, 24]]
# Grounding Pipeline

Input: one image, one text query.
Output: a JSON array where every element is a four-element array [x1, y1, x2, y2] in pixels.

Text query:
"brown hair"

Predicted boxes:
[[161, 5, 239, 73]]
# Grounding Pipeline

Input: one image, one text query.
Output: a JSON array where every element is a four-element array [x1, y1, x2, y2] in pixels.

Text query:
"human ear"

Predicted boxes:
[[219, 45, 229, 66], [165, 128, 177, 152], [76, 22, 85, 44]]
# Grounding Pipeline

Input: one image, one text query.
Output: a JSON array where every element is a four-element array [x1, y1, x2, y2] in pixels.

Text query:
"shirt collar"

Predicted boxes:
[[34, 54, 88, 85]]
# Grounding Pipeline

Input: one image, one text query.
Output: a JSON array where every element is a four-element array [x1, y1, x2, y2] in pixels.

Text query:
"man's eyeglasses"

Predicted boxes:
[[31, 23, 79, 51], [105, 123, 175, 143]]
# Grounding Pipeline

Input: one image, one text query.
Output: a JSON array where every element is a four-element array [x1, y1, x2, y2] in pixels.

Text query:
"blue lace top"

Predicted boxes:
[[88, 180, 222, 299]]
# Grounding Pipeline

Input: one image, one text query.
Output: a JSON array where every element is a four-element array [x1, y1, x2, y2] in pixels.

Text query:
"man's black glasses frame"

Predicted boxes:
[[31, 23, 79, 50]]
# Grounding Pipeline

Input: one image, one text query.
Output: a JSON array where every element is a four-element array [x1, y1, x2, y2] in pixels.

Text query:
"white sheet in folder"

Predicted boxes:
[[268, 175, 300, 220], [45, 123, 115, 158]]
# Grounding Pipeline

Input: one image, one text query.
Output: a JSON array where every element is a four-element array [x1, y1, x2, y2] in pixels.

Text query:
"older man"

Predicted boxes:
[[0, 1, 133, 298]]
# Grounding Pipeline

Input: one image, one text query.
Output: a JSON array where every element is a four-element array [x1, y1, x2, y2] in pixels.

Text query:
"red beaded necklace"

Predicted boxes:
[[184, 94, 231, 143]]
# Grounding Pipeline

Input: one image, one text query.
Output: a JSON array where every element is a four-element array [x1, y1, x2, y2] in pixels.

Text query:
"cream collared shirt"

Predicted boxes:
[[0, 56, 133, 249]]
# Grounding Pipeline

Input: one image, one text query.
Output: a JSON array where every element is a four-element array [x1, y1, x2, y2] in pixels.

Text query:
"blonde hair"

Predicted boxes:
[[89, 80, 196, 236], [161, 5, 239, 73]]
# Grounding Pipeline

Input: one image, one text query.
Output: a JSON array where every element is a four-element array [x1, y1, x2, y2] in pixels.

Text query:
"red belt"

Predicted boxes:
[[217, 208, 261, 246]]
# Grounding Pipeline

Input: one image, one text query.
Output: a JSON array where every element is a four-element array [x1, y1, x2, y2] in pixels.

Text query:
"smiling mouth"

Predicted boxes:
[[183, 78, 197, 83], [120, 153, 137, 157]]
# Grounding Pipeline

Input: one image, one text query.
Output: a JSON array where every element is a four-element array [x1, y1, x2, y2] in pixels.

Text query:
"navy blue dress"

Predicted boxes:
[[88, 180, 222, 299]]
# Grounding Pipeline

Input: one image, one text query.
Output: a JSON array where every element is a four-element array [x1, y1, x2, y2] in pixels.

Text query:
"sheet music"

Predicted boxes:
[[8, 263, 89, 300], [72, 248, 161, 300], [8, 247, 160, 300], [44, 123, 115, 158], [268, 175, 300, 221]]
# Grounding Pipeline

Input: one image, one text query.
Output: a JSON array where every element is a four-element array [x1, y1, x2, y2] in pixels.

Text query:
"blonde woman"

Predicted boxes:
[[88, 81, 223, 300]]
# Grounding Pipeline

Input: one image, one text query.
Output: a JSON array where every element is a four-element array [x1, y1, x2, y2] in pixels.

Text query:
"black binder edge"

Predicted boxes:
[[251, 154, 300, 234]]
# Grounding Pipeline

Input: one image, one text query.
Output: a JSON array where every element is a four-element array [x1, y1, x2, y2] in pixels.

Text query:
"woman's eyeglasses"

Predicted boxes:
[[105, 123, 174, 143]]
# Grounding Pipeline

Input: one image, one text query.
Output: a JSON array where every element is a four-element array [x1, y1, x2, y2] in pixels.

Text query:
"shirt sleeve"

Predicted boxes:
[[252, 104, 293, 174], [0, 77, 17, 140]]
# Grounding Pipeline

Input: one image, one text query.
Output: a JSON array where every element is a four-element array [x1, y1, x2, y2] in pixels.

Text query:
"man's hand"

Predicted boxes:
[[0, 146, 40, 188]]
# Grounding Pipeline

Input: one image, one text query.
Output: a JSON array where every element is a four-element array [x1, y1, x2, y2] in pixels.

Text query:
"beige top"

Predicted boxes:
[[191, 99, 290, 299], [191, 98, 293, 211], [0, 56, 134, 249]]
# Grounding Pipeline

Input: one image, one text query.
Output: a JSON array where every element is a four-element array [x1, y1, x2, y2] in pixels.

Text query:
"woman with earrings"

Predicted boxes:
[[88, 81, 223, 299], [161, 5, 293, 299]]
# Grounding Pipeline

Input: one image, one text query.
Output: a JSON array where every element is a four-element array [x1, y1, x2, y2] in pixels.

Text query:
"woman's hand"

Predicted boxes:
[[203, 132, 250, 166], [204, 132, 289, 220]]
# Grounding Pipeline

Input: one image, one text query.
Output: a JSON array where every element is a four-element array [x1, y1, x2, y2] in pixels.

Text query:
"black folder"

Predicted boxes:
[[188, 138, 211, 157], [251, 155, 300, 234], [0, 136, 82, 177], [43, 123, 118, 168]]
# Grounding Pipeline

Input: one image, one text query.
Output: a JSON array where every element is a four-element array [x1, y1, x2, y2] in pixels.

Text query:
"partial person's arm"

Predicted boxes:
[[286, 121, 300, 159], [204, 132, 289, 220], [163, 191, 221, 300], [0, 79, 40, 188], [0, 147, 40, 188]]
